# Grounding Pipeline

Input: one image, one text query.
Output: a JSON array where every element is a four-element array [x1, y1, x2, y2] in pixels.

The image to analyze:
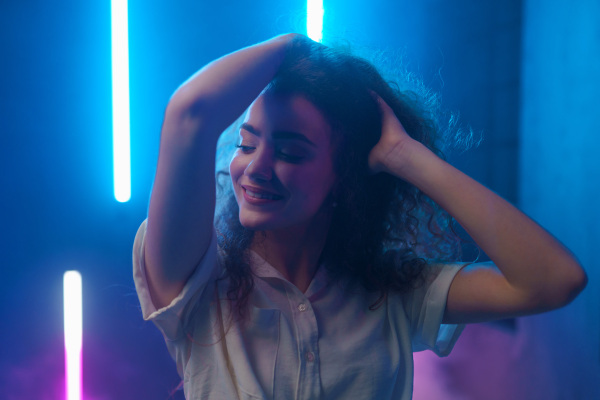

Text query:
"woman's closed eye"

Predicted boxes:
[[235, 140, 311, 163], [276, 145, 310, 163], [235, 144, 255, 153]]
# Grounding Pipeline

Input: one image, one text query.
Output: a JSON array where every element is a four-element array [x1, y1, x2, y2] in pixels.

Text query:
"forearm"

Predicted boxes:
[[165, 33, 298, 137], [391, 141, 586, 307]]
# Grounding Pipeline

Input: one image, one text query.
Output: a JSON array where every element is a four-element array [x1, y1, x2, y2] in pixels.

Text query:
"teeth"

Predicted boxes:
[[246, 189, 280, 200]]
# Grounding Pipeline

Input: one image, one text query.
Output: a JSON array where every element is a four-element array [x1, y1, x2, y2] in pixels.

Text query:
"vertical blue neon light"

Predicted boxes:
[[307, 0, 324, 42], [111, 0, 131, 202]]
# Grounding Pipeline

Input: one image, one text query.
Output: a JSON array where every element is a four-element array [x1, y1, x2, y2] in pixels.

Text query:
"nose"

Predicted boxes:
[[244, 147, 273, 181]]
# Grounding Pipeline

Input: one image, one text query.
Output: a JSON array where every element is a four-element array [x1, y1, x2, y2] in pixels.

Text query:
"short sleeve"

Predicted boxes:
[[408, 263, 466, 356], [132, 219, 220, 341]]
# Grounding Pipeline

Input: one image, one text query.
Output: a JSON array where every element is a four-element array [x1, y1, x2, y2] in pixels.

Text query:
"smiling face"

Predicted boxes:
[[229, 91, 337, 234]]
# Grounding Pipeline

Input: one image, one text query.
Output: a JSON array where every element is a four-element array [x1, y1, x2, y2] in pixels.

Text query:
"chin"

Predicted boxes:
[[238, 213, 301, 233], [238, 214, 276, 231], [239, 220, 263, 231]]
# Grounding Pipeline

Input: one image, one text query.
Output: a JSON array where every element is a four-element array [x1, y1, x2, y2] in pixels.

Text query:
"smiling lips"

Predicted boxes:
[[242, 185, 284, 204]]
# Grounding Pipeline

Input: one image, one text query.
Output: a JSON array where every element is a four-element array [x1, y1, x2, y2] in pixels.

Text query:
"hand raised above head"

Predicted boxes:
[[368, 95, 426, 178]]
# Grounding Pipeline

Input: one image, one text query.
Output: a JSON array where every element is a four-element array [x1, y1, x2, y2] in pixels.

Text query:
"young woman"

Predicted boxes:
[[133, 34, 587, 399]]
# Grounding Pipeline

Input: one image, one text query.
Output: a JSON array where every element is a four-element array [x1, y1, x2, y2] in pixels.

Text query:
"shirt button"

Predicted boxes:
[[298, 303, 307, 312], [306, 351, 315, 362]]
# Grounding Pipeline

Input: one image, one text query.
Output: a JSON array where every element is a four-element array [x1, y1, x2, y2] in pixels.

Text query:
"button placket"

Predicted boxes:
[[284, 285, 321, 399]]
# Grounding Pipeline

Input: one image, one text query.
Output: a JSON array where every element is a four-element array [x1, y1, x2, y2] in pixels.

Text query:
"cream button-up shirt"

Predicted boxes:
[[133, 221, 465, 399]]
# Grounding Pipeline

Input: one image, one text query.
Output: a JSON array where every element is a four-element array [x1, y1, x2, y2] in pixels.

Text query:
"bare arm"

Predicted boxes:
[[369, 97, 587, 324], [145, 34, 300, 309]]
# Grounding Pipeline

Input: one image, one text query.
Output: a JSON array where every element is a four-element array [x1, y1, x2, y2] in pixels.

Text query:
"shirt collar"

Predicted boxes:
[[248, 250, 330, 297]]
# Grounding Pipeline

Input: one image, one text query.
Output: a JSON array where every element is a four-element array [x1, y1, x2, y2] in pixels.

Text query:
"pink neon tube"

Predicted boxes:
[[64, 271, 82, 400]]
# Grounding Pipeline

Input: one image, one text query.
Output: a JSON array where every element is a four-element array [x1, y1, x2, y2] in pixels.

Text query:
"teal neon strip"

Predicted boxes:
[[307, 0, 324, 42], [111, 0, 131, 202]]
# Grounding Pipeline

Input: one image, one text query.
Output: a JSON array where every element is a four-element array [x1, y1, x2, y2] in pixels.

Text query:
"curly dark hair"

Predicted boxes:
[[215, 37, 465, 317]]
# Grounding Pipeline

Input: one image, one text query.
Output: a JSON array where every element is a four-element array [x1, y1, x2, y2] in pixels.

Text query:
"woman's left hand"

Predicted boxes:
[[368, 96, 425, 178]]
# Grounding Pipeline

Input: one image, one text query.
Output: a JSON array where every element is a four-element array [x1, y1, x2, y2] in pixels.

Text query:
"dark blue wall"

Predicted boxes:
[[2, 1, 597, 399]]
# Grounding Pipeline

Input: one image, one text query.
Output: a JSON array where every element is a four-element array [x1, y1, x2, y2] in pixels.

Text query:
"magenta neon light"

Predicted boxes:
[[64, 271, 82, 400]]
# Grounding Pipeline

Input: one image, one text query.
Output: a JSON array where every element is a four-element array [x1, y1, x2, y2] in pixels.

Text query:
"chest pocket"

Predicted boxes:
[[229, 306, 281, 399]]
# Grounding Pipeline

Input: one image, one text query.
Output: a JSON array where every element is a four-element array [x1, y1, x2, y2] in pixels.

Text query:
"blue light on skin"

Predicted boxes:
[[307, 0, 324, 42], [112, 0, 131, 202]]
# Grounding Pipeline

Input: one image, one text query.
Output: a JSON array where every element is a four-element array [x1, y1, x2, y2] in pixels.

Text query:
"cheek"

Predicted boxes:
[[288, 165, 336, 205], [229, 153, 245, 183]]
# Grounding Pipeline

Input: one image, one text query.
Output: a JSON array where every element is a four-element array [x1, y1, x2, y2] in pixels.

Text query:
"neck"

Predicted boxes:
[[250, 214, 331, 293]]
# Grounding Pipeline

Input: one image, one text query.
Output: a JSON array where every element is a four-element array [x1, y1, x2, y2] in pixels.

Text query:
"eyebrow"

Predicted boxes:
[[240, 123, 316, 147]]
